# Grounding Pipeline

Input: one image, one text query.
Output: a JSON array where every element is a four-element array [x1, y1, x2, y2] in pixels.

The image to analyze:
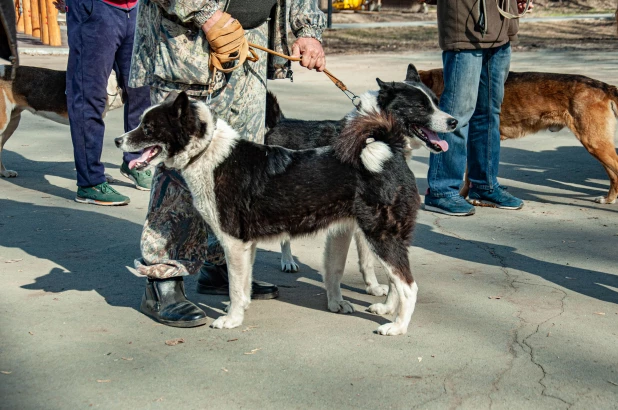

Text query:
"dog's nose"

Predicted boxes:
[[114, 137, 123, 148], [447, 118, 458, 129]]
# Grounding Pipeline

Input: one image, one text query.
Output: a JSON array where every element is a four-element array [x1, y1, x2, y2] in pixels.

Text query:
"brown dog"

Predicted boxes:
[[420, 68, 618, 204], [0, 65, 123, 178]]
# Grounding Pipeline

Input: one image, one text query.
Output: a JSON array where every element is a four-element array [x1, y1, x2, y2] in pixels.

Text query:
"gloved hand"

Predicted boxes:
[[202, 12, 257, 73]]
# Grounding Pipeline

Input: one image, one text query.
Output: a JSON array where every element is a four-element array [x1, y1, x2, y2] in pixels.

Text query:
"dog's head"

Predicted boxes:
[[115, 92, 217, 171], [376, 64, 457, 153]]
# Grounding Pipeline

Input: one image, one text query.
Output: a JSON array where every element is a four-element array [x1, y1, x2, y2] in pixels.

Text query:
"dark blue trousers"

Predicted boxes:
[[66, 0, 151, 187]]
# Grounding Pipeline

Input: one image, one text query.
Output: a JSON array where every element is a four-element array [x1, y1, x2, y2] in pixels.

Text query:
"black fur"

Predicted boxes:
[[264, 63, 444, 153], [213, 112, 418, 281]]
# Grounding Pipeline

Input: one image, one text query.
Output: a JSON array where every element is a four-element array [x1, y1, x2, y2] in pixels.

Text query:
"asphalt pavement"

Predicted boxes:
[[1, 50, 617, 409]]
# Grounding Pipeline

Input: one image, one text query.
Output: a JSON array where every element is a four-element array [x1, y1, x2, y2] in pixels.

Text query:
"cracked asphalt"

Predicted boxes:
[[1, 51, 617, 409]]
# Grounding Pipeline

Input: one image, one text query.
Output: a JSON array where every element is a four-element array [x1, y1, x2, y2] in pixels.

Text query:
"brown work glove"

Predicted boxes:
[[205, 13, 258, 73]]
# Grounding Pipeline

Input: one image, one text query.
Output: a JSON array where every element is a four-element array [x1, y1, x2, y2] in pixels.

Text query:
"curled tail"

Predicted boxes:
[[333, 110, 404, 173]]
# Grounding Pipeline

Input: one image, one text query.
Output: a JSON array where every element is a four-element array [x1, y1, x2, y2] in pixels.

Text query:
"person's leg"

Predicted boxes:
[[425, 49, 483, 215], [134, 87, 209, 327], [195, 22, 278, 299], [115, 5, 154, 190], [467, 43, 523, 209], [67, 0, 129, 204]]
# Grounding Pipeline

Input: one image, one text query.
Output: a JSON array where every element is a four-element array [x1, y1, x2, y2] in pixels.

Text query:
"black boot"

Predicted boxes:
[[196, 263, 279, 300], [140, 277, 208, 328]]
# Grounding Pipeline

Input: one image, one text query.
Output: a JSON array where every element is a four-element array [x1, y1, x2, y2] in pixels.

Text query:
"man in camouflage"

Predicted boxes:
[[129, 0, 326, 327]]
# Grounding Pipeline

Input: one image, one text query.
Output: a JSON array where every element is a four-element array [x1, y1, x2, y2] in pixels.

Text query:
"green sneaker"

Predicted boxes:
[[75, 182, 130, 206], [120, 162, 153, 191]]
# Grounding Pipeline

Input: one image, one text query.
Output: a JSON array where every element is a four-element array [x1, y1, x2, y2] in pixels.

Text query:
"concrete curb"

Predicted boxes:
[[18, 48, 70, 56]]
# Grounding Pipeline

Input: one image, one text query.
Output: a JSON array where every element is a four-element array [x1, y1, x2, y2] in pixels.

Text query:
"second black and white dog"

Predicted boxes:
[[116, 87, 456, 335], [265, 64, 452, 297]]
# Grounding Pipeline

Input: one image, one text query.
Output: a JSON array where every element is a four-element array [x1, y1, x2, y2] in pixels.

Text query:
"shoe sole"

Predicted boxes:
[[141, 308, 209, 328], [197, 283, 280, 300], [423, 204, 475, 216], [75, 196, 130, 206], [121, 169, 152, 191], [467, 199, 523, 210]]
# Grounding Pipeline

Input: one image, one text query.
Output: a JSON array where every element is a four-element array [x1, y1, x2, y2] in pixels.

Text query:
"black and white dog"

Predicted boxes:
[[116, 88, 456, 335], [265, 64, 452, 296]]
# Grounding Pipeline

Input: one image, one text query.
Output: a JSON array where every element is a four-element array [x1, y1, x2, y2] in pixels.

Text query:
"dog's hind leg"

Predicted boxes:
[[280, 237, 299, 273], [211, 237, 254, 329], [323, 224, 355, 314], [364, 236, 417, 336], [355, 230, 388, 296], [573, 110, 618, 204], [0, 110, 22, 178]]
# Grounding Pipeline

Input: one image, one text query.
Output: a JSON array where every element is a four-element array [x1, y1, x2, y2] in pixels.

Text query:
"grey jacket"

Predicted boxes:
[[437, 0, 519, 51]]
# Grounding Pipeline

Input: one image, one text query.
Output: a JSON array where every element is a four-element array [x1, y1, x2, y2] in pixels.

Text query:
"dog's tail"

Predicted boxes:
[[265, 91, 284, 129], [333, 110, 404, 173]]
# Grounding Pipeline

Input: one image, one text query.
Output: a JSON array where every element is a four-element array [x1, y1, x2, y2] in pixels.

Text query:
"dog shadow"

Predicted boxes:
[[413, 222, 618, 304], [190, 249, 391, 327], [2, 151, 125, 200], [497, 145, 618, 211], [4, 198, 389, 327]]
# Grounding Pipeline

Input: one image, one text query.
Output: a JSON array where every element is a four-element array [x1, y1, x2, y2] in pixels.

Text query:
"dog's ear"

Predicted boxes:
[[172, 92, 190, 119], [376, 78, 392, 90], [405, 64, 421, 83]]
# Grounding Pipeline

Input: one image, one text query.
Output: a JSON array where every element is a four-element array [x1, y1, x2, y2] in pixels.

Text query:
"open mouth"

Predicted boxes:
[[410, 126, 449, 153], [128, 145, 162, 171]]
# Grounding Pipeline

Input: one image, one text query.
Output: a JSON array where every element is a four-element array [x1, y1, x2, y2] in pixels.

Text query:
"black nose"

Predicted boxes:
[[114, 137, 123, 148], [447, 118, 458, 129]]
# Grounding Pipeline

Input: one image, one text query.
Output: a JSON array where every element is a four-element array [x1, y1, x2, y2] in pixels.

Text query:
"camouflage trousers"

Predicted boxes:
[[134, 23, 268, 279]]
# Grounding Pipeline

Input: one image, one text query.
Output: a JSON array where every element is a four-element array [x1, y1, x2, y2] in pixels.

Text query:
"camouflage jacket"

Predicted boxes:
[[129, 0, 326, 92]]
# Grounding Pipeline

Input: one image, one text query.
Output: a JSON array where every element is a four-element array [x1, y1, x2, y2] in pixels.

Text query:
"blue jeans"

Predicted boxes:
[[66, 0, 151, 187], [427, 43, 511, 198]]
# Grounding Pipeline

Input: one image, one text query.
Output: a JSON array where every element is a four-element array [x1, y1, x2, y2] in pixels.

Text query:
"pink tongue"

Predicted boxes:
[[424, 129, 449, 152], [128, 146, 156, 169]]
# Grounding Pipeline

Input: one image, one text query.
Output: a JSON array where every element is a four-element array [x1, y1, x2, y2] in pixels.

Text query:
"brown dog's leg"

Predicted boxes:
[[574, 108, 618, 204], [0, 110, 22, 178]]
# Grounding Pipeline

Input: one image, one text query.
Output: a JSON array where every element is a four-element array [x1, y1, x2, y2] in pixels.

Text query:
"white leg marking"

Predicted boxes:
[[323, 226, 355, 314], [0, 109, 21, 178], [355, 230, 388, 296], [594, 196, 616, 205], [211, 237, 253, 329], [367, 281, 398, 315], [280, 238, 299, 273], [374, 263, 418, 336]]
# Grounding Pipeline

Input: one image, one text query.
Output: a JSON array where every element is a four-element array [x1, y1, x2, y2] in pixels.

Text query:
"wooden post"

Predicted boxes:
[[16, 0, 25, 33], [46, 0, 61, 46], [23, 0, 32, 35], [30, 0, 40, 38], [39, 0, 49, 45]]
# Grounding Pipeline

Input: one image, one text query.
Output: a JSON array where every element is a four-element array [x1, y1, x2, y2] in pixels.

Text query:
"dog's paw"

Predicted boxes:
[[376, 322, 408, 336], [104, 173, 115, 183], [366, 284, 389, 296], [211, 314, 244, 329], [594, 196, 616, 205], [0, 169, 18, 178], [367, 302, 395, 315], [328, 299, 355, 314], [281, 259, 299, 273]]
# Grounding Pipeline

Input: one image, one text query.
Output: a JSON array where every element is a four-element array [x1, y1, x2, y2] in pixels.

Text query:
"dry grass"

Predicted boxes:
[[321, 20, 618, 55]]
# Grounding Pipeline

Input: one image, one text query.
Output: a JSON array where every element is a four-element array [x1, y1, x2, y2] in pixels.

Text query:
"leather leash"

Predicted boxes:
[[248, 42, 361, 108], [204, 15, 360, 109]]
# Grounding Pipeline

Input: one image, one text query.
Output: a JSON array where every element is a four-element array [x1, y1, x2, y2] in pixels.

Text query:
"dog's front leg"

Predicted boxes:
[[323, 226, 355, 314], [211, 238, 254, 329], [355, 231, 388, 296]]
